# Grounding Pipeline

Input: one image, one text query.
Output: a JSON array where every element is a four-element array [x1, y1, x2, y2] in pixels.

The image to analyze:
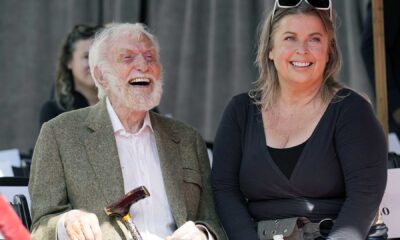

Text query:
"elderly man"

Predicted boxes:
[[29, 23, 226, 240]]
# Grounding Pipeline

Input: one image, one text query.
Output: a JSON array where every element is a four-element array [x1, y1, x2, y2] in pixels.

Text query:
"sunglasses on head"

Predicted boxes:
[[271, 0, 332, 22]]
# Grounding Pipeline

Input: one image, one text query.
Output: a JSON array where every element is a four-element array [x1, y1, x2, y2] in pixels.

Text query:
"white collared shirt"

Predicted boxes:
[[106, 98, 175, 239]]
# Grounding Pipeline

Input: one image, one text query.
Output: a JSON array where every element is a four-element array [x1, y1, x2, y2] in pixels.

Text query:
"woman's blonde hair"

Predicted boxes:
[[250, 3, 342, 110]]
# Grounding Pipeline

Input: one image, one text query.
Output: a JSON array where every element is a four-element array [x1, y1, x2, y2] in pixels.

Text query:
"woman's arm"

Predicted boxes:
[[329, 95, 387, 239], [212, 96, 259, 240]]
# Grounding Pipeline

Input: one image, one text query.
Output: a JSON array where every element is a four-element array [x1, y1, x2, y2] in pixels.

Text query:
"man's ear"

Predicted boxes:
[[94, 67, 108, 89]]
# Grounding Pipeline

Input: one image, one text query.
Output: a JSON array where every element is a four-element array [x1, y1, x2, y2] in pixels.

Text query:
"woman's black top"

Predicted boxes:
[[268, 140, 308, 179], [39, 91, 89, 127], [211, 88, 387, 240]]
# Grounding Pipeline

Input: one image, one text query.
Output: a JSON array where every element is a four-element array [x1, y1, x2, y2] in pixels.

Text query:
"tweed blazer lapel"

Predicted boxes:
[[83, 99, 125, 205], [150, 112, 187, 227]]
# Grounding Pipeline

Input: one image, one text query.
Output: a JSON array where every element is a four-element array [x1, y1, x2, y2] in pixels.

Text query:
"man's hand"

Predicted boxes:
[[166, 221, 207, 240], [64, 209, 102, 240]]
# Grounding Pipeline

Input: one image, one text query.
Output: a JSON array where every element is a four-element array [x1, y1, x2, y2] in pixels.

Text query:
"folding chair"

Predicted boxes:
[[10, 194, 31, 230]]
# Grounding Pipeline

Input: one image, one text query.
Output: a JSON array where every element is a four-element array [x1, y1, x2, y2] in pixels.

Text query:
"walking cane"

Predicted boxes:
[[104, 186, 150, 240]]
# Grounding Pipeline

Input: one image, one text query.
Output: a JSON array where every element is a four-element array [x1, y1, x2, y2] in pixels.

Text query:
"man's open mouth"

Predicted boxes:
[[128, 78, 151, 86]]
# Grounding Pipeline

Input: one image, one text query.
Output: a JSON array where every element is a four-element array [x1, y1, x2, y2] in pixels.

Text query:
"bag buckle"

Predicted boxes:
[[319, 218, 334, 237]]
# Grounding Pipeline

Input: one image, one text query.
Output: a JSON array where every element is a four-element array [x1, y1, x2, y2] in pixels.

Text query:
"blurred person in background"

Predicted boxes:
[[39, 24, 103, 126]]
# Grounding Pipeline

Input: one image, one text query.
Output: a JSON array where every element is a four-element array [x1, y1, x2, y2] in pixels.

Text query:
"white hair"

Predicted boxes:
[[88, 23, 160, 99]]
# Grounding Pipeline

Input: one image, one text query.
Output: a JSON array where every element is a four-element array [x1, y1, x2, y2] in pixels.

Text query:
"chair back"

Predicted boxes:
[[10, 194, 31, 230]]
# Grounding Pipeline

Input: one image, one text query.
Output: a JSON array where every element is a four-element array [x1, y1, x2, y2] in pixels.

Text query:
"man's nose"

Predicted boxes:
[[134, 54, 149, 72]]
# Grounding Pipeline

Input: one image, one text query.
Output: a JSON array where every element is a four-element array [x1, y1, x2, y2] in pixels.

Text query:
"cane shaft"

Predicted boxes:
[[123, 217, 143, 240]]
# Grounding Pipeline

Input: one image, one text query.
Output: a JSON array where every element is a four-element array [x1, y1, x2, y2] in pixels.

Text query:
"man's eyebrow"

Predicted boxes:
[[144, 47, 157, 52], [144, 49, 157, 54], [118, 47, 157, 53], [118, 48, 134, 53]]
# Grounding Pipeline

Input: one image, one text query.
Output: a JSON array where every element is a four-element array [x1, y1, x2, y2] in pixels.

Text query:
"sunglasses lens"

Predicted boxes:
[[273, 0, 332, 23], [307, 0, 330, 9], [277, 0, 302, 7]]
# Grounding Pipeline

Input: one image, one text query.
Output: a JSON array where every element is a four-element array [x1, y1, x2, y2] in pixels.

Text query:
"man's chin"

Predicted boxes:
[[124, 98, 160, 112], [123, 85, 162, 111]]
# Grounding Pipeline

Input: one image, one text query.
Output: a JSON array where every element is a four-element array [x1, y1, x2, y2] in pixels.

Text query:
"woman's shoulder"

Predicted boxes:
[[224, 92, 255, 112], [40, 100, 63, 115], [221, 92, 259, 124], [334, 88, 372, 106], [39, 100, 64, 126], [332, 88, 376, 120], [231, 92, 251, 101], [229, 92, 258, 106]]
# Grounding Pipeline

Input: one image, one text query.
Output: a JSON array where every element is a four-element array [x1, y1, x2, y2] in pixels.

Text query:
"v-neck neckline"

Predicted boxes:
[[256, 89, 345, 183]]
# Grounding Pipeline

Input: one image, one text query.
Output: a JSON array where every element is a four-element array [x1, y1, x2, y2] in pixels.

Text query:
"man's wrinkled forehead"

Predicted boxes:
[[110, 31, 154, 48], [104, 32, 156, 57]]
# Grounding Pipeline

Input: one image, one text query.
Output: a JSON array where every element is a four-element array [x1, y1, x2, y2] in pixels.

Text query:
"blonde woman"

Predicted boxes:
[[212, 0, 387, 239]]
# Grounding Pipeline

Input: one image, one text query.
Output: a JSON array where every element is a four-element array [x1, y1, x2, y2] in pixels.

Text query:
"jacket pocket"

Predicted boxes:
[[183, 168, 203, 189], [182, 168, 203, 218]]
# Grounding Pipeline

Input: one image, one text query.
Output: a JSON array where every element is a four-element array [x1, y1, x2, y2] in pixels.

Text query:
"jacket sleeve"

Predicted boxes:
[[28, 122, 71, 240], [193, 131, 227, 240]]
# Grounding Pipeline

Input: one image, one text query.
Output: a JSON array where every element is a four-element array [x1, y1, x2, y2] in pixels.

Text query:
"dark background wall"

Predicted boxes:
[[0, 0, 372, 154]]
